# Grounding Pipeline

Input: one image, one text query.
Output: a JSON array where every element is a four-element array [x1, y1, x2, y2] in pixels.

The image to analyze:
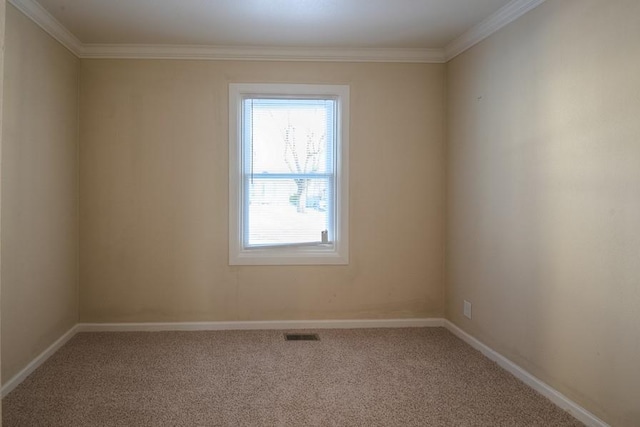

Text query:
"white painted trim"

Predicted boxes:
[[1, 318, 441, 395], [5, 0, 446, 63], [8, 0, 547, 63], [0, 316, 608, 427], [78, 44, 446, 63], [78, 318, 445, 332], [2, 2, 444, 64], [228, 83, 350, 265], [444, 0, 546, 61], [1, 324, 80, 398], [444, 320, 609, 427], [7, 0, 82, 55]]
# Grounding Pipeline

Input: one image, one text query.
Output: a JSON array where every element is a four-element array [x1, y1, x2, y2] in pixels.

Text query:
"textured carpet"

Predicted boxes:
[[3, 328, 582, 426]]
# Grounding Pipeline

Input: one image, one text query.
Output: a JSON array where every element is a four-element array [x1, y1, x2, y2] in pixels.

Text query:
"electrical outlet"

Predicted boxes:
[[463, 300, 472, 319]]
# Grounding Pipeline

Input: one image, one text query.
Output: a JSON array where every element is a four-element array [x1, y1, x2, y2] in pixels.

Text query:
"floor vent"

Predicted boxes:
[[284, 333, 320, 341]]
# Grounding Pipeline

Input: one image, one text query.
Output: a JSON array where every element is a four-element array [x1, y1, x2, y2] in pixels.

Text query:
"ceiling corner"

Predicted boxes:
[[444, 0, 547, 61], [8, 0, 83, 56]]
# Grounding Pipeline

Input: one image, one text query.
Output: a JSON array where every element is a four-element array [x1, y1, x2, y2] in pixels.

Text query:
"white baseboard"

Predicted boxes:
[[2, 316, 608, 427], [1, 318, 442, 397], [77, 317, 445, 332], [444, 320, 609, 427], [1, 324, 80, 398]]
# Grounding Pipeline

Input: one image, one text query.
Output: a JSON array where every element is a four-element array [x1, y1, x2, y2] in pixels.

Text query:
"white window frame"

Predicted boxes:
[[229, 83, 349, 265]]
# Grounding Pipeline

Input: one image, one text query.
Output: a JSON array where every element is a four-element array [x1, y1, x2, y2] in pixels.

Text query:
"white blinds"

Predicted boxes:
[[241, 98, 336, 248]]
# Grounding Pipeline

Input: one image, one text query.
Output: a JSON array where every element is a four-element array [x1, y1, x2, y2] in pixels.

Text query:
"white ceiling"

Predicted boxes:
[[33, 0, 511, 49], [11, 0, 544, 61]]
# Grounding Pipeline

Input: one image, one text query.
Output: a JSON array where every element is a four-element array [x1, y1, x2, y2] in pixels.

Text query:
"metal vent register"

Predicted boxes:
[[284, 333, 320, 341]]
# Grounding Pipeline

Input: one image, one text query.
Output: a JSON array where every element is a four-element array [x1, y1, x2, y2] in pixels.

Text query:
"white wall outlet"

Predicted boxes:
[[463, 300, 472, 319]]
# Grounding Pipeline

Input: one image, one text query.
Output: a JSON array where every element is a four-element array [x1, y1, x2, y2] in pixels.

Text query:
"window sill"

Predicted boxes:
[[229, 246, 348, 266]]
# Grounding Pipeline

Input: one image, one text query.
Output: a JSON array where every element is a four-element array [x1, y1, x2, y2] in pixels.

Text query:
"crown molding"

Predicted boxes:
[[78, 44, 446, 63], [444, 0, 547, 61], [8, 0, 444, 63], [6, 0, 445, 64], [9, 0, 544, 63], [8, 0, 82, 55]]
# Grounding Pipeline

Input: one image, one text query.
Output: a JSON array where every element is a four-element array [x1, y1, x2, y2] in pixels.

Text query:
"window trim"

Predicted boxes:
[[229, 83, 349, 265]]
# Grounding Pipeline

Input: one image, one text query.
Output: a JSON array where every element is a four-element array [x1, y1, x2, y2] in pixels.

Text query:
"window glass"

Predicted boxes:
[[242, 98, 335, 247]]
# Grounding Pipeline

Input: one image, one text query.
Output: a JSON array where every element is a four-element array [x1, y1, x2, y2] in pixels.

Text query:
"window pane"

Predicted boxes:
[[243, 98, 336, 248], [247, 178, 330, 246], [244, 99, 334, 175]]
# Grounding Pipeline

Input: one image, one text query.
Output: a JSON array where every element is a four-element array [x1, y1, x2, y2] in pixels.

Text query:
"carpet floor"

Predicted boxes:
[[3, 328, 583, 426]]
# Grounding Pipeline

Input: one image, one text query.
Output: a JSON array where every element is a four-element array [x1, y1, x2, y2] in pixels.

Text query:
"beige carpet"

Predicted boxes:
[[3, 328, 582, 426]]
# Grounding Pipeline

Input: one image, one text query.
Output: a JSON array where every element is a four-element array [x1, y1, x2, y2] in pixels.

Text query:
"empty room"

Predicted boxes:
[[1, 0, 638, 426]]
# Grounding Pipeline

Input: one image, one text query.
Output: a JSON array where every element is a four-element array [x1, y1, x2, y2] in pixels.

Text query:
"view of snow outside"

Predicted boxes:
[[244, 98, 334, 246]]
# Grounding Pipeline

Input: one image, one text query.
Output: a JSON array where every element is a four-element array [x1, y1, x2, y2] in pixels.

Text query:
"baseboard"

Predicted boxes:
[[1, 318, 442, 397], [77, 317, 445, 332], [1, 324, 80, 398], [444, 320, 609, 427], [5, 317, 602, 427]]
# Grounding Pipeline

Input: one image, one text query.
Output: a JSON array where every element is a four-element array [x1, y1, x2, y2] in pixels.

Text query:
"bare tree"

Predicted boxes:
[[283, 124, 325, 213]]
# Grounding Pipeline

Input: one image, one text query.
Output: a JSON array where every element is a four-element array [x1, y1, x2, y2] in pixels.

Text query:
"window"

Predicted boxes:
[[229, 83, 349, 265]]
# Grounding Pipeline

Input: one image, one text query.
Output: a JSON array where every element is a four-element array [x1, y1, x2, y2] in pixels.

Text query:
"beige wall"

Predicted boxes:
[[0, 5, 79, 383], [446, 1, 640, 426], [79, 60, 445, 322]]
